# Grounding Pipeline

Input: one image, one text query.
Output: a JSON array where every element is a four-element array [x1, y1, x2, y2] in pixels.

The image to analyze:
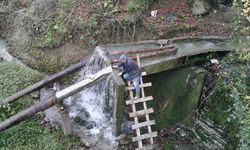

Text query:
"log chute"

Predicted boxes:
[[0, 66, 113, 132]]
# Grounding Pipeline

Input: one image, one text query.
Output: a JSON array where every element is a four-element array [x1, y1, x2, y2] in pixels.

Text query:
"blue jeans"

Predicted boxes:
[[123, 73, 141, 95]]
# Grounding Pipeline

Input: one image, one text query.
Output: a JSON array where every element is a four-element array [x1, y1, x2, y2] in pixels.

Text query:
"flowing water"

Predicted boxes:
[[64, 50, 118, 149], [0, 38, 24, 65]]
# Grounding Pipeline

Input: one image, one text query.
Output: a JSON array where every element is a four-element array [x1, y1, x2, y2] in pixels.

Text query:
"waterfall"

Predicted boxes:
[[64, 50, 117, 149]]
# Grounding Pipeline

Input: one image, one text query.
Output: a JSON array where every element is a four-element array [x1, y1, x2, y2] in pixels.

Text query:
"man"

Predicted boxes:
[[114, 54, 141, 99]]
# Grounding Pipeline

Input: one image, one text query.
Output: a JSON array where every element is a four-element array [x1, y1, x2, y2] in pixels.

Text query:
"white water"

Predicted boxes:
[[65, 51, 117, 149]]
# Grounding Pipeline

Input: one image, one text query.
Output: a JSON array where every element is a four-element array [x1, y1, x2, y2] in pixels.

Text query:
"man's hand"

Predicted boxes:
[[112, 65, 119, 69]]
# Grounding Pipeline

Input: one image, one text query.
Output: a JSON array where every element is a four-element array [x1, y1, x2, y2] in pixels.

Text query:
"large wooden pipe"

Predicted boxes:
[[4, 58, 90, 104], [0, 66, 113, 132]]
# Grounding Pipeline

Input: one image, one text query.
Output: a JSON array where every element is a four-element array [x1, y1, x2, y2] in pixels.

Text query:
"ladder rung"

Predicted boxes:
[[132, 132, 158, 142], [132, 120, 156, 129], [126, 96, 153, 105], [125, 82, 152, 91], [136, 144, 159, 150], [141, 72, 146, 76], [129, 108, 154, 118]]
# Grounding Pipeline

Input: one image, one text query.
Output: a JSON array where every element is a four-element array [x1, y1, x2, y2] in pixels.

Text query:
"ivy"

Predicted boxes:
[[218, 54, 250, 149]]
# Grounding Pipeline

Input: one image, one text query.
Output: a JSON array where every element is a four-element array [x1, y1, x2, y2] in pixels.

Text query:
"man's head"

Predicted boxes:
[[119, 54, 128, 63]]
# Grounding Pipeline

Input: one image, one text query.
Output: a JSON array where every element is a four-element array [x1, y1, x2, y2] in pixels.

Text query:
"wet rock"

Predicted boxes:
[[81, 138, 90, 148], [121, 121, 133, 134], [116, 134, 126, 141], [218, 5, 234, 23], [86, 121, 96, 129], [40, 88, 56, 101], [73, 108, 91, 126], [74, 116, 87, 126], [192, 0, 211, 16]]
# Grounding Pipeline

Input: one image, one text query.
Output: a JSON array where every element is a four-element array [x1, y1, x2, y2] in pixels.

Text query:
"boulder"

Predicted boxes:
[[192, 0, 211, 16], [219, 5, 235, 23], [73, 108, 91, 126]]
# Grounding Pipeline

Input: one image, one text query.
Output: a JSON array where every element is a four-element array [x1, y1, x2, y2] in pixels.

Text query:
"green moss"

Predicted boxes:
[[145, 67, 206, 129], [187, 0, 195, 8], [9, 48, 69, 73], [0, 62, 43, 100], [114, 77, 125, 135]]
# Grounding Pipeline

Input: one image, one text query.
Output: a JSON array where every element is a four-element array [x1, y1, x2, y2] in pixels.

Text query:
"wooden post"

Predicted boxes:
[[54, 83, 72, 135]]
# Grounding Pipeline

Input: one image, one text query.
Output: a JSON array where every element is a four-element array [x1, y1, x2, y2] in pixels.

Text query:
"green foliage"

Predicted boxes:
[[0, 62, 80, 149], [211, 53, 249, 149], [125, 1, 144, 12], [233, 0, 250, 59], [0, 62, 42, 100], [44, 22, 69, 48], [124, 1, 144, 24], [0, 62, 42, 120], [0, 117, 80, 149]]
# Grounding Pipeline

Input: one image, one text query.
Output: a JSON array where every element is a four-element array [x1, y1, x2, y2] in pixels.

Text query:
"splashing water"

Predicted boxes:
[[65, 51, 117, 149]]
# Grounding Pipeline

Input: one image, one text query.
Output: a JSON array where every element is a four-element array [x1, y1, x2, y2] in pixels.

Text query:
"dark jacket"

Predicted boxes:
[[118, 58, 141, 79]]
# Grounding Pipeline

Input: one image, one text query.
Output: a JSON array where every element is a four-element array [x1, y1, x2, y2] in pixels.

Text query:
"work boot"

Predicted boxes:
[[134, 93, 140, 99]]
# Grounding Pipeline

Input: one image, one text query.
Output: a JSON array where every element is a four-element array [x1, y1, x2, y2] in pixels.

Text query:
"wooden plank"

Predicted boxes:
[[132, 120, 156, 129], [141, 72, 147, 76], [56, 66, 113, 99], [129, 108, 154, 118], [111, 48, 177, 63], [132, 132, 158, 142], [111, 44, 175, 55], [127, 81, 143, 148], [125, 82, 152, 91], [126, 96, 153, 105]]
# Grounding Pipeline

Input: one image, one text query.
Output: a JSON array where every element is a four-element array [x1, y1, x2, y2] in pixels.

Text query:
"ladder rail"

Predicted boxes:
[[127, 81, 143, 148], [136, 54, 154, 144], [125, 54, 157, 149]]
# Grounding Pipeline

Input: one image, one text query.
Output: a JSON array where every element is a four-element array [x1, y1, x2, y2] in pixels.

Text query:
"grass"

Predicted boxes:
[[0, 62, 80, 149]]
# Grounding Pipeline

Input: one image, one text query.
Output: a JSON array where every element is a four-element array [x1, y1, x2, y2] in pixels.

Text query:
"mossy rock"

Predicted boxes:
[[144, 67, 206, 129]]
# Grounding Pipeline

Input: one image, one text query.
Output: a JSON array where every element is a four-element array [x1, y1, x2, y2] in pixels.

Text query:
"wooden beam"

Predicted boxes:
[[0, 66, 113, 132], [112, 48, 177, 63], [125, 83, 152, 91], [56, 66, 112, 99], [111, 44, 175, 55], [129, 108, 154, 118], [0, 95, 58, 132], [126, 96, 153, 105], [132, 120, 155, 129], [132, 132, 158, 142], [4, 58, 90, 104]]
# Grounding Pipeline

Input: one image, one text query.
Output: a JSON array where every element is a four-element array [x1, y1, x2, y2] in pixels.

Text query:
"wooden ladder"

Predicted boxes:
[[125, 54, 158, 150]]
